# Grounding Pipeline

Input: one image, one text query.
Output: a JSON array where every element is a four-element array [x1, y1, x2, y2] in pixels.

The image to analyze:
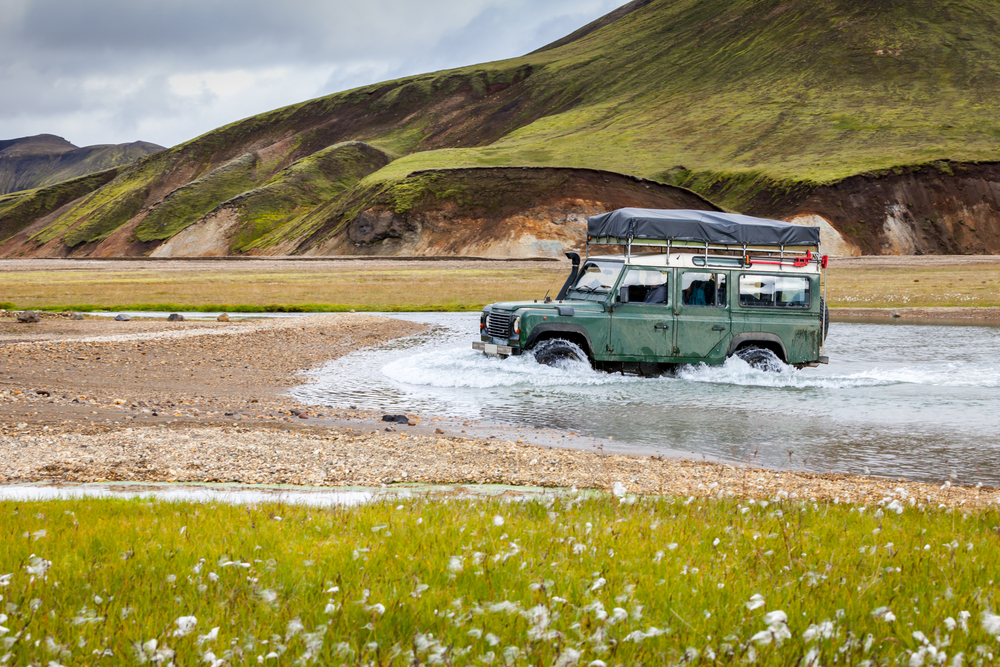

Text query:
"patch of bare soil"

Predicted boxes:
[[300, 166, 721, 257]]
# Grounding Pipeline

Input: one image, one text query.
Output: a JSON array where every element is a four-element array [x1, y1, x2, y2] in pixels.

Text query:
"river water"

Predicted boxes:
[[292, 314, 1000, 486]]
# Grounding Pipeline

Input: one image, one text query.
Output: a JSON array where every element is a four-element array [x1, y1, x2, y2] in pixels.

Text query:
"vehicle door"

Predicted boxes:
[[610, 266, 673, 360], [674, 270, 731, 360]]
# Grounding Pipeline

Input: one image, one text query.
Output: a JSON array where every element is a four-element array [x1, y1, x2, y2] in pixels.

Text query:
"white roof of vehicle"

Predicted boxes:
[[590, 252, 820, 274]]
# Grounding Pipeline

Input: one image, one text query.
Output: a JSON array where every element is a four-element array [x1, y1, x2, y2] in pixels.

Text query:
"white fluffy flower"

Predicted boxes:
[[982, 612, 1000, 636], [763, 611, 787, 625], [196, 627, 219, 645], [746, 594, 765, 611], [173, 616, 197, 637]]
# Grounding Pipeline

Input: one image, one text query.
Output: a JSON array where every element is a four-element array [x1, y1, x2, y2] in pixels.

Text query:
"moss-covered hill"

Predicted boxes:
[[0, 135, 164, 196], [5, 0, 1000, 257]]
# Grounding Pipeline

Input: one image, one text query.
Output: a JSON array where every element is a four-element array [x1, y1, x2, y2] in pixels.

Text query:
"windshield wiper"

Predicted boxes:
[[574, 284, 604, 294]]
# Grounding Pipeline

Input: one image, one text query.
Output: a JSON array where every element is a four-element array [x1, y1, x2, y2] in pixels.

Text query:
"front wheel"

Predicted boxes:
[[531, 338, 590, 368]]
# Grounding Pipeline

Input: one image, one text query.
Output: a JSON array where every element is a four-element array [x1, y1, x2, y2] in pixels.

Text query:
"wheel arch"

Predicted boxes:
[[726, 332, 788, 363], [525, 323, 594, 359]]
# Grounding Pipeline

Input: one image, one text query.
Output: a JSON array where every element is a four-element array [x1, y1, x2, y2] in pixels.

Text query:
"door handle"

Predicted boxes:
[[654, 324, 669, 330], [712, 325, 725, 331]]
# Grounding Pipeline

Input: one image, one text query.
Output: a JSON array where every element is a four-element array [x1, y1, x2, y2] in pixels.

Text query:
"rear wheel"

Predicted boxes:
[[532, 338, 590, 367], [735, 345, 785, 372]]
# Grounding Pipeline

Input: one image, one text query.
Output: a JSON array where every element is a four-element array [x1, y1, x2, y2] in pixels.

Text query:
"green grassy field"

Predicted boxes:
[[0, 266, 568, 313], [1, 494, 997, 666], [2, 261, 1000, 312]]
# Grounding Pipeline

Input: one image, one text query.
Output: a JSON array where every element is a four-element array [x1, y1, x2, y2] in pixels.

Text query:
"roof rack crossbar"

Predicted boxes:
[[590, 237, 817, 254]]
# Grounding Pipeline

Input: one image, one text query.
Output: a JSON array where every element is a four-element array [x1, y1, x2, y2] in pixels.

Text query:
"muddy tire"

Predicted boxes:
[[735, 346, 785, 372], [532, 338, 589, 367]]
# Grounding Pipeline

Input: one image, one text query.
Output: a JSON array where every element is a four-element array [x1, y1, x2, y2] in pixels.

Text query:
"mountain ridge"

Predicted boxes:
[[0, 135, 165, 196], [4, 0, 1000, 257]]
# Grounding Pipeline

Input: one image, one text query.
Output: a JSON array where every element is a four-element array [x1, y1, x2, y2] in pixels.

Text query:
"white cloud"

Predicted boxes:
[[0, 0, 625, 147]]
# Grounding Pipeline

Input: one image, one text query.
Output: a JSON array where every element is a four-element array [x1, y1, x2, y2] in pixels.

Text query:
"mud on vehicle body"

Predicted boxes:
[[474, 208, 830, 374]]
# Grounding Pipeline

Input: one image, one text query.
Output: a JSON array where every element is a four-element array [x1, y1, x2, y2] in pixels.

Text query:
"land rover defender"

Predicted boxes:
[[473, 208, 830, 373]]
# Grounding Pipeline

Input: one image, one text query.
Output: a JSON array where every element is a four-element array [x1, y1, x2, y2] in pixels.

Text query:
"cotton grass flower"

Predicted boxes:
[[197, 627, 219, 645], [554, 648, 582, 666], [173, 616, 197, 637], [803, 620, 835, 641], [746, 594, 765, 611], [285, 618, 304, 639], [493, 515, 505, 527], [24, 555, 51, 581], [751, 611, 791, 646], [982, 612, 1000, 636]]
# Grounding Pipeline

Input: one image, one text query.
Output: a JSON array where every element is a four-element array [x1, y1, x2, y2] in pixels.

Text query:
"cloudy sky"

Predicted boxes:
[[0, 0, 624, 149]]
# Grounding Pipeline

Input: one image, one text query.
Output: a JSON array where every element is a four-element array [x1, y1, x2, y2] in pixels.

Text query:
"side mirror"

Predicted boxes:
[[618, 286, 629, 304]]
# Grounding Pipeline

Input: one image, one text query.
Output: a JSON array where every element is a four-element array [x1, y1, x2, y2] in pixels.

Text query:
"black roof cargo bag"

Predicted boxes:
[[588, 208, 820, 247]]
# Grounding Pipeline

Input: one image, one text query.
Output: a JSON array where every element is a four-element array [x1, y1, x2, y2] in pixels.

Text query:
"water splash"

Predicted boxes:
[[292, 314, 1000, 485]]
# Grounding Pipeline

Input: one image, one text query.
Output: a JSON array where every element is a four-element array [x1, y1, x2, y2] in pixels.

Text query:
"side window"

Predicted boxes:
[[681, 272, 726, 307], [575, 263, 623, 292], [621, 268, 669, 304], [739, 274, 811, 308]]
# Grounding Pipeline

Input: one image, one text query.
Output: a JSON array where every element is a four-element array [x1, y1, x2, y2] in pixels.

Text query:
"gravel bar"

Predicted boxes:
[[1, 311, 997, 507]]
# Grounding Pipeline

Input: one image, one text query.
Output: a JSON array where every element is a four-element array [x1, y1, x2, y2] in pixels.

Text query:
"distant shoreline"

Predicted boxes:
[[831, 306, 1000, 324]]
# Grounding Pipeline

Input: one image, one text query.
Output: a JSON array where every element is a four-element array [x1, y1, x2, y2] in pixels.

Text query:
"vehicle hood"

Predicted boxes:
[[486, 300, 604, 313]]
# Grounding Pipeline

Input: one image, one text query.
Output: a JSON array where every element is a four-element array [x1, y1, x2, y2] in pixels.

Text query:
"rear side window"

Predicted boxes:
[[739, 274, 811, 308], [681, 272, 727, 307]]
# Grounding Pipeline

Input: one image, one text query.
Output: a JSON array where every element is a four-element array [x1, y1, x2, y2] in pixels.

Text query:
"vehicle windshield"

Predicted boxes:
[[570, 262, 624, 294]]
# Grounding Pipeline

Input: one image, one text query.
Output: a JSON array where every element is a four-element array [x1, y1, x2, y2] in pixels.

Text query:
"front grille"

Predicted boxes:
[[487, 311, 513, 338]]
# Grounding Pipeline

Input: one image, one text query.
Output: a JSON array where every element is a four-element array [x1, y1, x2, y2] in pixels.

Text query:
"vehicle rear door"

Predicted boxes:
[[674, 270, 731, 360]]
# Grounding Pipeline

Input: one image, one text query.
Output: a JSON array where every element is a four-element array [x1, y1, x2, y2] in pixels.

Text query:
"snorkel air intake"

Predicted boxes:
[[556, 251, 581, 300]]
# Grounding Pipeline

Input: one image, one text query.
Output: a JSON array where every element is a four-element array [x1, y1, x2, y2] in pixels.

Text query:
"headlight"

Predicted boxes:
[[512, 316, 520, 335], [481, 312, 489, 331]]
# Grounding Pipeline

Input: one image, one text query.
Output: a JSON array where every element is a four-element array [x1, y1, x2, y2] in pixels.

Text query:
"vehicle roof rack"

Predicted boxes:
[[587, 208, 820, 248]]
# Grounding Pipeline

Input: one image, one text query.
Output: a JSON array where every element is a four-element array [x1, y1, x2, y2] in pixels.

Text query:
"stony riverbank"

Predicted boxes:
[[1, 313, 997, 507]]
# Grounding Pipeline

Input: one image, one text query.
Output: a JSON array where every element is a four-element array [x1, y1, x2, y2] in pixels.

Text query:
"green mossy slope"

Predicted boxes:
[[0, 169, 122, 245], [12, 0, 1000, 254], [228, 142, 391, 252]]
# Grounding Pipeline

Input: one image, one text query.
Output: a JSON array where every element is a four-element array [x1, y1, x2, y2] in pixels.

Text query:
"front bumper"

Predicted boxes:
[[473, 341, 520, 357]]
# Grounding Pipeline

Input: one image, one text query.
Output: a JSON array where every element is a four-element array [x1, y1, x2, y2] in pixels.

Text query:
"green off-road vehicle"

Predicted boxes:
[[474, 208, 830, 373]]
